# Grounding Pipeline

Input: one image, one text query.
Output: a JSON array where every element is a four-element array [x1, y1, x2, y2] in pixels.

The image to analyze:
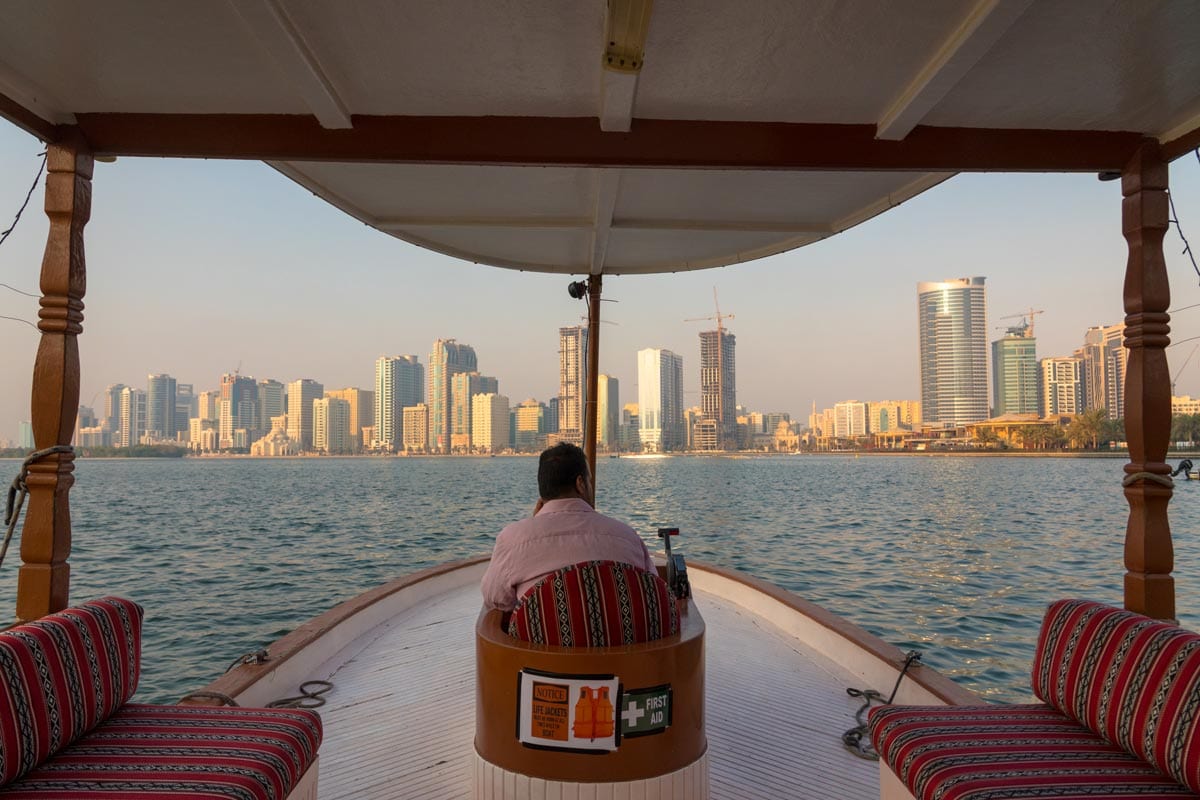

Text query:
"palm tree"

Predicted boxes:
[[1067, 408, 1107, 450]]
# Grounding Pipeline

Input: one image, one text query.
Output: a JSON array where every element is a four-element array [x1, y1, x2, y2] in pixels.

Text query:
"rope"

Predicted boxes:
[[841, 650, 923, 760], [179, 691, 240, 706], [1121, 472, 1174, 488], [1, 445, 75, 570], [266, 680, 333, 709], [227, 649, 269, 672]]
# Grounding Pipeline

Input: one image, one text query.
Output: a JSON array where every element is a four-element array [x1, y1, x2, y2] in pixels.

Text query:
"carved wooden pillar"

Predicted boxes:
[[1121, 140, 1173, 620], [16, 131, 91, 622]]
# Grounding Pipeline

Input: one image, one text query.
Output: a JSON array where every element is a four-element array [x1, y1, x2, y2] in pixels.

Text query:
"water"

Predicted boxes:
[[2, 454, 1197, 705]]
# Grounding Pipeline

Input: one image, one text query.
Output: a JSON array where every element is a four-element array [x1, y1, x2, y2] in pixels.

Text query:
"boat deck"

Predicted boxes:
[[313, 580, 880, 799]]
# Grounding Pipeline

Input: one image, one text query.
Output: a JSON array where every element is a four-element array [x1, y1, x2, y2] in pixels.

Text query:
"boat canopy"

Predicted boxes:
[[2, 1, 1198, 275]]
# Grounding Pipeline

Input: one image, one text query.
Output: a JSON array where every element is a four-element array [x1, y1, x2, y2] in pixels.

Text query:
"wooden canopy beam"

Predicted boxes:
[[37, 113, 1152, 172]]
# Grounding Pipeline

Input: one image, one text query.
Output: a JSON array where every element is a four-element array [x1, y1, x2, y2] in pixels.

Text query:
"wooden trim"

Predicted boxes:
[[65, 114, 1146, 171], [180, 556, 489, 704], [1162, 124, 1200, 163], [474, 602, 706, 782], [689, 561, 980, 706], [1121, 140, 1175, 620], [0, 91, 61, 142]]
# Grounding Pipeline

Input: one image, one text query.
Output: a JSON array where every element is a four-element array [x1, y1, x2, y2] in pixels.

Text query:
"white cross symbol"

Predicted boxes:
[[621, 700, 645, 727]]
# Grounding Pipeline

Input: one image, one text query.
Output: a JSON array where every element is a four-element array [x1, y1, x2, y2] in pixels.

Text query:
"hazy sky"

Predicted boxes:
[[2, 121, 1200, 442]]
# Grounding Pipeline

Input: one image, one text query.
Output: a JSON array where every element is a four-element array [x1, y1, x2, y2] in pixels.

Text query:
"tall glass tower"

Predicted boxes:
[[991, 324, 1038, 416], [428, 340, 477, 453], [917, 277, 989, 426]]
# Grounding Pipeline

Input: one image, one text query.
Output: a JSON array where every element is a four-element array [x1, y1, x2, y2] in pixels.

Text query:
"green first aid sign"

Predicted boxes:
[[619, 685, 671, 738]]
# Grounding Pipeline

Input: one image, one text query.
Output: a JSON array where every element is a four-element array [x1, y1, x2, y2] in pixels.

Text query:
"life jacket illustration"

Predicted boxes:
[[572, 687, 594, 739], [593, 686, 615, 738]]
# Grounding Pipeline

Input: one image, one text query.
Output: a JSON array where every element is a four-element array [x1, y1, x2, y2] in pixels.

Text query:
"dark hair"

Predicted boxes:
[[538, 443, 588, 499]]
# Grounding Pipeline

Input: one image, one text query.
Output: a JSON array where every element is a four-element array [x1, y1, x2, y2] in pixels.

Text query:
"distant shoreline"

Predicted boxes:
[[4, 450, 1196, 461]]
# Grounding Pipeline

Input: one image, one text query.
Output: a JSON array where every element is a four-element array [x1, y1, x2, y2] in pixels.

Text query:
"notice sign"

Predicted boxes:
[[517, 670, 620, 752], [620, 684, 672, 738]]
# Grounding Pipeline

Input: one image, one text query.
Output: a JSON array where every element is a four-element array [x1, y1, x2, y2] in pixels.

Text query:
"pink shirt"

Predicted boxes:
[[480, 498, 655, 611]]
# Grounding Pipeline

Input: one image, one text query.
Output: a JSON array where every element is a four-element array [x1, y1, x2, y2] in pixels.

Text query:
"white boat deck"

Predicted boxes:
[[313, 581, 880, 799]]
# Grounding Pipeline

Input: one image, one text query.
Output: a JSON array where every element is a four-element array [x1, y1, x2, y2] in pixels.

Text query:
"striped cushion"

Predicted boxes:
[[0, 703, 321, 799], [869, 704, 1196, 799], [1032, 599, 1200, 792], [507, 560, 679, 647], [0, 596, 142, 785]]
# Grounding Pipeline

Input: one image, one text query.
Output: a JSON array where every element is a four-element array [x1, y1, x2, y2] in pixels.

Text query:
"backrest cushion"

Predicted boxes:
[[0, 596, 142, 785], [1032, 598, 1200, 792], [508, 560, 679, 647]]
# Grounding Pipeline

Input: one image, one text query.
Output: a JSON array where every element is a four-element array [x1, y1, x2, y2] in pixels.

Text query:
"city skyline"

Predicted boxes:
[[3, 122, 1200, 441]]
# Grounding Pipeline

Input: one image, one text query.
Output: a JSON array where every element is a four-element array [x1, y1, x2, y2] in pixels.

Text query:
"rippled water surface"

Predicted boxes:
[[2, 455, 1197, 705]]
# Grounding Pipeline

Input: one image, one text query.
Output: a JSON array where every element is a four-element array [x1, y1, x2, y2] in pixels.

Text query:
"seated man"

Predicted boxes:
[[481, 443, 654, 611]]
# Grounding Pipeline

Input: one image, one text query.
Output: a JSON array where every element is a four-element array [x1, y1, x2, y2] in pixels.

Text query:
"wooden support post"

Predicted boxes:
[[16, 131, 91, 622], [1121, 140, 1174, 620], [584, 274, 602, 505]]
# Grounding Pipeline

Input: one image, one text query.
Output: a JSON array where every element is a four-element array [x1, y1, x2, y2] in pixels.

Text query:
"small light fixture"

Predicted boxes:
[[567, 280, 588, 299], [1097, 170, 1121, 182]]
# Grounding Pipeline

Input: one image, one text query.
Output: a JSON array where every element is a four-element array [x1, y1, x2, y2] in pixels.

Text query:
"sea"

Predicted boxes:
[[2, 454, 1198, 706]]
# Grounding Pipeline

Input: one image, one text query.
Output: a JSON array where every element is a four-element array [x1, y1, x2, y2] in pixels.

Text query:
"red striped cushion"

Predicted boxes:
[[507, 560, 678, 647], [1032, 599, 1200, 792], [0, 703, 321, 799], [0, 596, 142, 785], [869, 703, 1196, 799]]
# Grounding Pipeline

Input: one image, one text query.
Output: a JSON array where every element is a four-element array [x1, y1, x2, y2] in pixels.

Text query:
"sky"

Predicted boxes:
[[1, 120, 1199, 443]]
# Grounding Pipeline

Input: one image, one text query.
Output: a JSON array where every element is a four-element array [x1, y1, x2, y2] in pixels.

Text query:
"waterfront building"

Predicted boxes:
[[197, 390, 220, 423], [621, 404, 640, 452], [471, 393, 510, 452], [76, 425, 109, 448], [103, 383, 126, 442], [834, 401, 869, 438], [174, 384, 195, 439], [1076, 323, 1126, 418], [287, 379, 324, 451], [917, 277, 989, 425], [74, 406, 97, 444], [699, 328, 737, 449], [597, 375, 619, 451], [118, 387, 146, 448], [249, 415, 295, 456], [991, 323, 1038, 415], [256, 379, 286, 436], [514, 399, 548, 452], [684, 406, 703, 449], [314, 396, 352, 454], [145, 373, 177, 442], [1041, 357, 1084, 416], [1173, 396, 1200, 415], [376, 355, 423, 453], [18, 421, 34, 449], [402, 404, 428, 453], [428, 341, 476, 453], [360, 425, 376, 451], [558, 327, 588, 445], [546, 397, 560, 434], [189, 418, 218, 453], [637, 348, 684, 452], [451, 372, 498, 451], [326, 387, 374, 452], [219, 373, 258, 450]]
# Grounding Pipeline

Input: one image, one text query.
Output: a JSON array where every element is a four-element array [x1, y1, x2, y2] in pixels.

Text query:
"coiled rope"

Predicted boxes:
[[1122, 472, 1174, 489], [2, 445, 75, 570], [841, 650, 923, 760], [179, 648, 333, 709]]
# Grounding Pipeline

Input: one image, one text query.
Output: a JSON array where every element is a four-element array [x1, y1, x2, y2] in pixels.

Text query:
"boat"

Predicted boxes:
[[2, 2, 1199, 798]]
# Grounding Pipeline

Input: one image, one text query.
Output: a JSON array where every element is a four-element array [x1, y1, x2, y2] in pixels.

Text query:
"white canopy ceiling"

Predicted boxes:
[[3, 0, 1198, 274]]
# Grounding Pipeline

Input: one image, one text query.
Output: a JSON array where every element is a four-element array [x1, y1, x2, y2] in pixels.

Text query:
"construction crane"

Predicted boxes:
[[1172, 344, 1200, 395], [996, 308, 1045, 337], [685, 288, 735, 448]]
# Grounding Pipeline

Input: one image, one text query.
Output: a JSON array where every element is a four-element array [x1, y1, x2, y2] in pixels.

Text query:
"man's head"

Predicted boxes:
[[538, 443, 591, 502]]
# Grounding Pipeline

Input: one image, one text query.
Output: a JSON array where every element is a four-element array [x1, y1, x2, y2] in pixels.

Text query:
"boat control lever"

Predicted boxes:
[[657, 527, 691, 599]]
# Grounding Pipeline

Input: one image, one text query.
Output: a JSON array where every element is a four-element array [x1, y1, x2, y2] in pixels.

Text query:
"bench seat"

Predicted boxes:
[[0, 704, 321, 799], [870, 703, 1197, 799]]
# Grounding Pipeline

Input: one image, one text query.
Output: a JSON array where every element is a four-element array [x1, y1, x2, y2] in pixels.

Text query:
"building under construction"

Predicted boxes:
[[697, 328, 737, 450]]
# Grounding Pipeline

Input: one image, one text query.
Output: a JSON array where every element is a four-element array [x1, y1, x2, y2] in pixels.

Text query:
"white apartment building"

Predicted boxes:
[[287, 378, 324, 451], [402, 404, 428, 452], [471, 393, 510, 452], [637, 348, 684, 452], [313, 396, 351, 454], [834, 400, 869, 438], [1040, 357, 1084, 415]]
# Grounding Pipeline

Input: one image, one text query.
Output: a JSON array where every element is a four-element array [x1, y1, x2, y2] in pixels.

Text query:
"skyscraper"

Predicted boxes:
[[103, 383, 126, 441], [699, 328, 736, 449], [402, 404, 428, 453], [256, 379, 286, 436], [471, 393, 510, 452], [287, 379, 324, 451], [917, 277, 989, 425], [597, 375, 619, 451], [118, 387, 146, 448], [375, 355, 423, 452], [326, 387, 374, 452], [451, 372, 498, 451], [991, 323, 1038, 416], [313, 396, 351, 454], [145, 374, 176, 442], [1075, 323, 1126, 418], [513, 399, 547, 452], [637, 348, 684, 452], [558, 326, 588, 445], [174, 383, 195, 439], [1040, 356, 1084, 416], [428, 341, 476, 453], [219, 373, 257, 450], [834, 401, 868, 438]]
